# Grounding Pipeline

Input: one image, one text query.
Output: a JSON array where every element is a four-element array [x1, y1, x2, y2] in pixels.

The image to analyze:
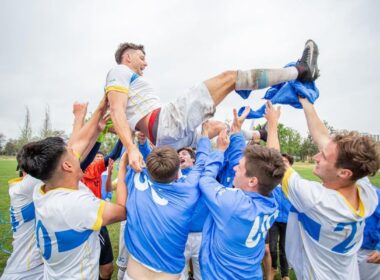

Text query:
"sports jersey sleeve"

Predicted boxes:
[[281, 167, 324, 212], [185, 137, 211, 183], [63, 191, 105, 231], [105, 66, 135, 95], [138, 140, 152, 162], [218, 132, 245, 187], [200, 151, 245, 228]]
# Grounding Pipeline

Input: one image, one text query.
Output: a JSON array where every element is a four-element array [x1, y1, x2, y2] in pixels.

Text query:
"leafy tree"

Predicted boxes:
[[3, 139, 18, 156], [277, 123, 302, 157]]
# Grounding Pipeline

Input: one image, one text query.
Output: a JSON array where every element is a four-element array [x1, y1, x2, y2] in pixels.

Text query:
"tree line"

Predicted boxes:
[[0, 107, 334, 162]]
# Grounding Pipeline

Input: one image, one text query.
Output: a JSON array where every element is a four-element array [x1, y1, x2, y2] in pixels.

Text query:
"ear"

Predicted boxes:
[[61, 160, 74, 173], [248, 177, 259, 189], [124, 52, 132, 63], [338, 168, 353, 181]]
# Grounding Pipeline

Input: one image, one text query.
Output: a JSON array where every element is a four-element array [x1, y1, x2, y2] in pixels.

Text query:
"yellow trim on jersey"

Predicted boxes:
[[8, 177, 23, 185], [39, 185, 77, 195], [337, 186, 365, 217], [105, 85, 129, 95], [281, 168, 295, 198], [92, 200, 105, 231]]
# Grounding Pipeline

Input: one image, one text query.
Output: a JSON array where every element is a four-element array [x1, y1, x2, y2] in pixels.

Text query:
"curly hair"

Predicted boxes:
[[333, 132, 380, 181]]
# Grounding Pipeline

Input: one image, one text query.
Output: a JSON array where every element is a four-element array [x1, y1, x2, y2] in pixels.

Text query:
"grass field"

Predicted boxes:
[[0, 158, 379, 279]]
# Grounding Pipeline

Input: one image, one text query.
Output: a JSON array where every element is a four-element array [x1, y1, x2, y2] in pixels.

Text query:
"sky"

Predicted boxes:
[[1, 0, 379, 141]]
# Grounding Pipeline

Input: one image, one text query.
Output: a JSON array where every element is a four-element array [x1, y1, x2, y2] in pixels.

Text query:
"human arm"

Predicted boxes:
[[69, 97, 108, 160], [107, 91, 143, 172], [105, 159, 114, 193], [299, 97, 330, 151], [103, 139, 123, 167], [80, 142, 101, 171], [136, 132, 152, 162], [199, 131, 245, 227], [101, 152, 128, 226], [69, 102, 88, 144], [264, 101, 281, 151]]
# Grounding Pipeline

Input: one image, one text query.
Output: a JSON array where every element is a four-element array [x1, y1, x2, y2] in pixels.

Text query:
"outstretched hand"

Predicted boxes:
[[264, 101, 281, 124], [230, 106, 250, 134], [216, 129, 230, 152]]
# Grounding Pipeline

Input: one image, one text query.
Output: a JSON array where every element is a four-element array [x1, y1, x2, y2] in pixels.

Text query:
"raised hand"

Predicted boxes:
[[264, 101, 281, 124], [73, 102, 88, 118], [216, 129, 230, 152], [231, 106, 250, 133]]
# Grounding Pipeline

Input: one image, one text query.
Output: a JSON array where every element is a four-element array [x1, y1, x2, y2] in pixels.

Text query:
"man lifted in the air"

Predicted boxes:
[[105, 40, 319, 171]]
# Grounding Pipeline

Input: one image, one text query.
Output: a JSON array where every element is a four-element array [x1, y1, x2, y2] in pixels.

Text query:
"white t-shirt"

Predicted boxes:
[[105, 64, 161, 130], [33, 182, 105, 279], [282, 168, 378, 280], [2, 175, 43, 274]]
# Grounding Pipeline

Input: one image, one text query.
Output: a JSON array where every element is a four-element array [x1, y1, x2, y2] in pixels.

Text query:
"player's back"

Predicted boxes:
[[2, 175, 43, 276], [200, 187, 278, 279], [125, 168, 200, 274]]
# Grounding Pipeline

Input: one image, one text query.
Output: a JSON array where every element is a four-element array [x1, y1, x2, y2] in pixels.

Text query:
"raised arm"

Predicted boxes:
[[264, 101, 281, 151], [299, 97, 329, 151], [108, 91, 143, 172], [69, 97, 108, 159], [102, 152, 128, 226], [69, 102, 88, 144]]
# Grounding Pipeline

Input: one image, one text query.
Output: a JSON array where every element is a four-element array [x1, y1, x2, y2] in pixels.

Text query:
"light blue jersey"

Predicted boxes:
[[125, 137, 210, 274], [199, 151, 278, 279]]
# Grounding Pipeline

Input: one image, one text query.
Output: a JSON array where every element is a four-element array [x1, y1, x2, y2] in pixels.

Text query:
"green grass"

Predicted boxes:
[[0, 159, 379, 279]]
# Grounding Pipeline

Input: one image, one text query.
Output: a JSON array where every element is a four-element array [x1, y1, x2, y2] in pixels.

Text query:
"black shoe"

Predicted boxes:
[[296, 39, 320, 82]]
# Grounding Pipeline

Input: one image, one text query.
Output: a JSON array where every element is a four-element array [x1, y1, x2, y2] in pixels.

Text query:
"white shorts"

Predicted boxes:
[[357, 248, 380, 280], [180, 232, 202, 280], [0, 264, 44, 280], [156, 83, 215, 149], [117, 220, 129, 269]]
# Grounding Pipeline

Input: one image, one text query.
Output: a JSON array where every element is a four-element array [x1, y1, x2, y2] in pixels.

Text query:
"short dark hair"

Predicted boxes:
[[115, 42, 145, 64], [17, 137, 67, 181], [333, 132, 380, 181], [281, 153, 294, 165], [177, 147, 196, 160], [244, 145, 286, 196], [146, 147, 180, 184]]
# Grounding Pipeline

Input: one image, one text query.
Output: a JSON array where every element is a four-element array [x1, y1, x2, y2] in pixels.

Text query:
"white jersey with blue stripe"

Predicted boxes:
[[33, 182, 105, 279], [105, 64, 161, 130], [199, 151, 278, 279], [282, 168, 378, 280], [125, 137, 210, 274], [2, 175, 43, 275]]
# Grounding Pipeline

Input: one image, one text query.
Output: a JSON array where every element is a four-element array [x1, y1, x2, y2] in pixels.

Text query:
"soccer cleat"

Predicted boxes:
[[296, 39, 320, 82]]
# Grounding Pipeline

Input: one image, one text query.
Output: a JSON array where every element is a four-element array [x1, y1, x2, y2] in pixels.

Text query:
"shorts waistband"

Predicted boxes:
[[148, 108, 161, 145]]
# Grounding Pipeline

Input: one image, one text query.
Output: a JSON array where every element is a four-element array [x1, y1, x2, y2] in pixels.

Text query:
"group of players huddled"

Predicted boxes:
[[2, 40, 380, 280]]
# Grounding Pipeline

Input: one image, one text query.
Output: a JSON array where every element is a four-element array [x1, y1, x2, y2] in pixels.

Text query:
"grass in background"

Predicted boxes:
[[0, 159, 379, 278]]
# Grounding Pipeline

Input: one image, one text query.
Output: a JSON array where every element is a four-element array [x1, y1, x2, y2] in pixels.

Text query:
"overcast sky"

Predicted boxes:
[[1, 0, 379, 141]]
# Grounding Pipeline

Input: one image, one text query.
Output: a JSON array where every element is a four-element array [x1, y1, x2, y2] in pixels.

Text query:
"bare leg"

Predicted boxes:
[[263, 243, 273, 280], [204, 67, 298, 106]]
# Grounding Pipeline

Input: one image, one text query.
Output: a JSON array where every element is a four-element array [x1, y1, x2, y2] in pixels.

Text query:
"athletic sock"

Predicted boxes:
[[235, 67, 298, 91]]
